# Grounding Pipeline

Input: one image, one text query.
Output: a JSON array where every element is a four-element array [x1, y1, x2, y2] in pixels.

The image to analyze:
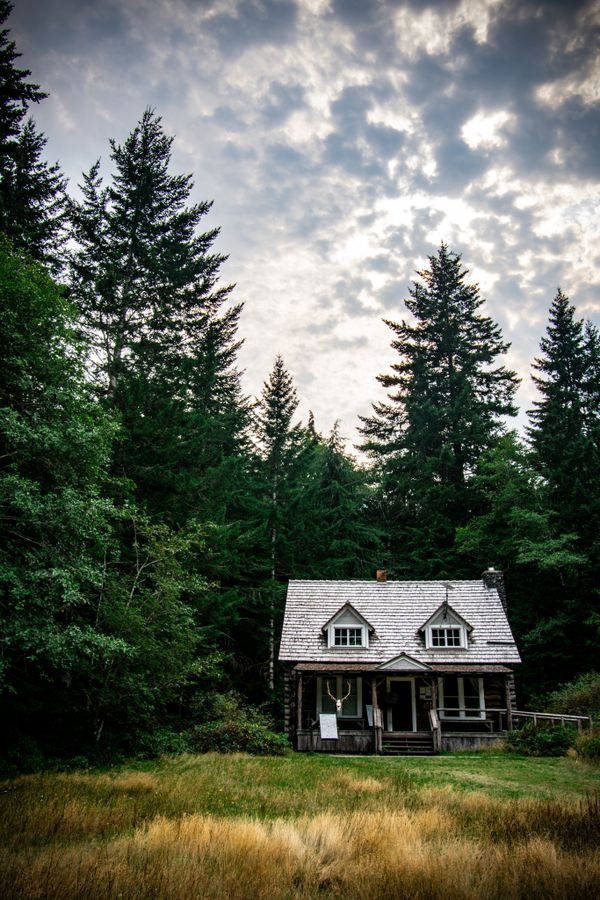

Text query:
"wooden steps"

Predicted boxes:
[[381, 731, 435, 755]]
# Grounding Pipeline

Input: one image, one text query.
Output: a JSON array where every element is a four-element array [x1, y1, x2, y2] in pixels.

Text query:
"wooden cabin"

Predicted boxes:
[[279, 569, 520, 754]]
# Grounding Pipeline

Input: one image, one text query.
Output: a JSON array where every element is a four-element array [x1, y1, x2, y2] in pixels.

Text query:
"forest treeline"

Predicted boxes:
[[1, 3, 599, 767]]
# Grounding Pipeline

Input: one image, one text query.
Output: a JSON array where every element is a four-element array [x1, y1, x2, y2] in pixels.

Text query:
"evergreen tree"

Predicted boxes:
[[0, 3, 66, 268], [253, 355, 304, 689], [69, 109, 247, 522], [528, 290, 600, 550], [525, 291, 600, 684], [293, 422, 383, 579], [0, 2, 45, 146], [0, 119, 67, 268], [360, 243, 519, 577], [455, 433, 585, 698]]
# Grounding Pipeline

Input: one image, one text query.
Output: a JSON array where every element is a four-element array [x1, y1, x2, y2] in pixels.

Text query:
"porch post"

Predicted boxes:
[[504, 676, 513, 732], [296, 672, 303, 732], [371, 676, 382, 755]]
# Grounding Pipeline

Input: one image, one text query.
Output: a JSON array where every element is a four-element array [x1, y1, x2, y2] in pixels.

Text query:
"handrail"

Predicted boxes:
[[512, 710, 591, 732]]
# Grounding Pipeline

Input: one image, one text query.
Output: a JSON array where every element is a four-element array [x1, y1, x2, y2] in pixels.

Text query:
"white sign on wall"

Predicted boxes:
[[319, 713, 339, 739]]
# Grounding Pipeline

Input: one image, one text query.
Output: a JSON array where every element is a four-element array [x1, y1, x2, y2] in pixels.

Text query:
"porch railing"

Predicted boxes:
[[512, 710, 591, 732]]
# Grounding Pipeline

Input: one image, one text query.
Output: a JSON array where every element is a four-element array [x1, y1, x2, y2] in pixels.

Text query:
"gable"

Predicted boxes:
[[321, 602, 374, 633], [377, 653, 432, 671], [419, 602, 473, 633]]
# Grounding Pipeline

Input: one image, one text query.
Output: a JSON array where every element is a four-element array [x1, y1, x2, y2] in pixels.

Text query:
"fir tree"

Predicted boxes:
[[293, 422, 383, 579], [526, 290, 600, 687], [253, 355, 303, 689], [528, 290, 598, 542], [360, 243, 519, 576], [0, 3, 66, 268], [0, 1, 46, 146], [69, 109, 247, 522]]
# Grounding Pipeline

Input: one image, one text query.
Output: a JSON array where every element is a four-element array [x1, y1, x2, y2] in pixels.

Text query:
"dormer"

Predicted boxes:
[[321, 603, 374, 649], [419, 602, 473, 650]]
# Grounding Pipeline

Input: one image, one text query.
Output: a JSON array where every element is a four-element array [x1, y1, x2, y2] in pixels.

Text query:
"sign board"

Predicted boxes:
[[373, 708, 384, 729], [366, 704, 374, 727], [319, 714, 339, 739]]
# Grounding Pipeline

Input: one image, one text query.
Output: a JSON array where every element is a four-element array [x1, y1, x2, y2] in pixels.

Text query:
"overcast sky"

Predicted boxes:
[[11, 0, 600, 447]]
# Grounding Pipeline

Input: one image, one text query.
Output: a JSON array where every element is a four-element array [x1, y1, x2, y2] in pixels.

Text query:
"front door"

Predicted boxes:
[[387, 678, 415, 731]]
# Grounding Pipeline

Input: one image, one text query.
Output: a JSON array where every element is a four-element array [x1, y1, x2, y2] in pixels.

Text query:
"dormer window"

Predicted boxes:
[[431, 626, 462, 648], [420, 602, 472, 650], [322, 603, 374, 649], [334, 626, 363, 647]]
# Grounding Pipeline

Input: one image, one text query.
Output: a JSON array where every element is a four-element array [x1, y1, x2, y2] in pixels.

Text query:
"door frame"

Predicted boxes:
[[385, 676, 416, 732]]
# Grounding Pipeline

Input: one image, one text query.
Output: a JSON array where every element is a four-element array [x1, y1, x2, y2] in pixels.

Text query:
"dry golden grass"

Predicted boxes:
[[2, 806, 600, 899], [1, 754, 599, 898]]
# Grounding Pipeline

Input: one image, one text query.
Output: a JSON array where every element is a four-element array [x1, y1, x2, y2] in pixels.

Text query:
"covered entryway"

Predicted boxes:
[[386, 677, 416, 731]]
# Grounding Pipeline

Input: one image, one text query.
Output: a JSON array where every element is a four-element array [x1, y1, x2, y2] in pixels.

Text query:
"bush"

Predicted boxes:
[[189, 692, 290, 756], [133, 727, 192, 758], [506, 722, 575, 757], [544, 672, 600, 725], [575, 732, 600, 761]]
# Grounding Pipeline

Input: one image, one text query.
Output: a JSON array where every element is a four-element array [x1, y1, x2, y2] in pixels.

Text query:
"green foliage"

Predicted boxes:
[[189, 692, 290, 755], [0, 239, 117, 696], [543, 672, 600, 725], [574, 732, 600, 760], [506, 722, 575, 757]]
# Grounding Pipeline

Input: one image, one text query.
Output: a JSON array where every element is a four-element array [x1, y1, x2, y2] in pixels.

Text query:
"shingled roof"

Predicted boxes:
[[279, 579, 521, 666]]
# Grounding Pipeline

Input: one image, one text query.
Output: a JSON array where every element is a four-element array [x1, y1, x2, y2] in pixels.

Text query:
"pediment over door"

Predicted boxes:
[[377, 652, 431, 671]]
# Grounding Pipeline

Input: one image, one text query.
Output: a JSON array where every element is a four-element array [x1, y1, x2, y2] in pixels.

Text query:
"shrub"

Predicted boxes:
[[506, 722, 575, 757], [575, 732, 600, 761], [189, 692, 290, 756], [544, 672, 600, 726], [133, 727, 192, 758]]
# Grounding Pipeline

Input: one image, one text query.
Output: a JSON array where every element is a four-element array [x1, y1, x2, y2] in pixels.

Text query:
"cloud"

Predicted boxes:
[[9, 0, 600, 446]]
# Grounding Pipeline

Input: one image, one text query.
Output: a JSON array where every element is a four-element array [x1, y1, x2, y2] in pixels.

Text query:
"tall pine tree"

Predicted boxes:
[[69, 109, 247, 523], [526, 290, 600, 682], [360, 243, 519, 577], [0, 2, 66, 269], [253, 355, 304, 689]]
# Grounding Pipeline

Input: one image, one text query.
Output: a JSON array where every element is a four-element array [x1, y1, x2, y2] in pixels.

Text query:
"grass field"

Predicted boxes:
[[1, 752, 599, 899]]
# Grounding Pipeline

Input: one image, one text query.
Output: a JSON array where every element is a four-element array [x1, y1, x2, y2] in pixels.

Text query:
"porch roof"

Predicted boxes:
[[293, 662, 514, 675]]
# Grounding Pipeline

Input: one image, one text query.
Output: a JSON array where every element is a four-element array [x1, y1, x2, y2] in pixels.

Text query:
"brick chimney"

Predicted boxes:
[[482, 566, 506, 611], [376, 569, 387, 583]]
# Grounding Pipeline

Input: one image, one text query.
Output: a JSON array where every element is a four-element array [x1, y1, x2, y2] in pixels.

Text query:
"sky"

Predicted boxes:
[[10, 0, 600, 448]]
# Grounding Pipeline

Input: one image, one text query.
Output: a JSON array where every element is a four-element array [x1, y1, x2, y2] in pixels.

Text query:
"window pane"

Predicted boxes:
[[321, 678, 358, 716], [432, 627, 461, 647], [321, 680, 337, 713], [464, 677, 481, 717], [334, 627, 363, 646], [442, 676, 459, 715]]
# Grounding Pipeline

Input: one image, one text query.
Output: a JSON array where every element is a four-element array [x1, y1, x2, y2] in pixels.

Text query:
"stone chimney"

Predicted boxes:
[[482, 566, 506, 611], [376, 569, 388, 583]]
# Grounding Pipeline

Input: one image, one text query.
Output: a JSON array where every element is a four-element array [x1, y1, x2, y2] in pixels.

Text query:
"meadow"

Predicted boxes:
[[1, 752, 599, 899]]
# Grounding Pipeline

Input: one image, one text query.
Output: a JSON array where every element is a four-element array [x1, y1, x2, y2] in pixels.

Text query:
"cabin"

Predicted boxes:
[[279, 569, 520, 754]]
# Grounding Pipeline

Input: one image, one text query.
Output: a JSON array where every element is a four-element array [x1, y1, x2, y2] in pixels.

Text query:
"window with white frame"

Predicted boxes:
[[424, 609, 468, 649], [317, 676, 362, 717], [326, 608, 369, 649], [431, 626, 462, 647], [438, 676, 485, 719], [334, 626, 363, 646]]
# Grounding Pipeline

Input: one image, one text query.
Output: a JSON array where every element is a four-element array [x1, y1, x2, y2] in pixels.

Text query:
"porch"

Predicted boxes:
[[287, 664, 516, 755]]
